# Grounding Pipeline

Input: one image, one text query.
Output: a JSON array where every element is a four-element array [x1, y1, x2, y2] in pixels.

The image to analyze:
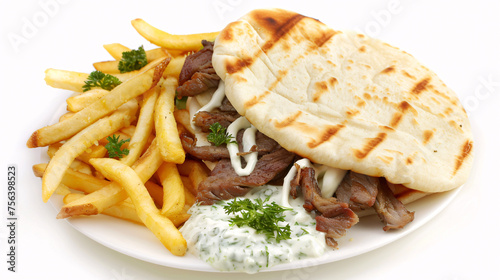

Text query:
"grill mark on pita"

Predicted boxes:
[[225, 13, 305, 74], [453, 140, 473, 176], [381, 66, 395, 74], [226, 56, 255, 75], [311, 29, 337, 48], [311, 77, 337, 102], [406, 157, 414, 165], [411, 77, 431, 95], [359, 46, 366, 53], [307, 123, 345, 148], [269, 69, 289, 91], [402, 71, 416, 80], [274, 111, 302, 128], [390, 113, 403, 127], [378, 155, 393, 164], [389, 101, 413, 128], [354, 133, 387, 159], [423, 130, 434, 144], [244, 90, 271, 109]]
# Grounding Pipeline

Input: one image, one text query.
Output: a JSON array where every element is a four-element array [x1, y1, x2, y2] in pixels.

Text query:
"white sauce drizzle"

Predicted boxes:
[[319, 167, 347, 198], [227, 117, 258, 176], [281, 158, 312, 207], [282, 159, 347, 206]]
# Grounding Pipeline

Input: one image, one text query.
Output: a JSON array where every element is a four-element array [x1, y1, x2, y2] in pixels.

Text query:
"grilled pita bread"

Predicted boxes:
[[212, 8, 473, 193]]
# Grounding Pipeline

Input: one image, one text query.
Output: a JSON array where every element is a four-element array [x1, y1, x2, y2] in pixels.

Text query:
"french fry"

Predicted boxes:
[[163, 55, 187, 79], [131, 18, 219, 51], [89, 158, 187, 256], [48, 142, 107, 165], [47, 144, 94, 175], [173, 109, 196, 136], [180, 176, 197, 206], [155, 77, 185, 164], [120, 87, 158, 166], [119, 125, 136, 137], [55, 184, 72, 196], [157, 162, 185, 217], [66, 89, 110, 112], [33, 163, 109, 193], [103, 43, 130, 60], [41, 100, 138, 202], [176, 159, 199, 176], [93, 48, 170, 74], [163, 48, 190, 57], [44, 69, 90, 92], [63, 193, 143, 225], [59, 112, 75, 122], [188, 161, 209, 195], [57, 137, 162, 218], [145, 180, 163, 209], [28, 58, 169, 148], [99, 131, 131, 147]]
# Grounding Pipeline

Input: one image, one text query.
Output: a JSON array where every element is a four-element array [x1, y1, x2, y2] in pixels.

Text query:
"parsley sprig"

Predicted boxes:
[[118, 45, 147, 73], [224, 197, 292, 242], [105, 135, 130, 159], [82, 71, 122, 92], [207, 122, 236, 146]]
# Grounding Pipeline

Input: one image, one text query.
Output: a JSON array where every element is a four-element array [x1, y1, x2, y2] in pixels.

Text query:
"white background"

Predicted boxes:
[[1, 0, 499, 279]]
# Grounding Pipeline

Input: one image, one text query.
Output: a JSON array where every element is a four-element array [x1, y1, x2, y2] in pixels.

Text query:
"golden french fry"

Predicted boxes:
[[173, 109, 196, 136], [94, 48, 170, 74], [48, 142, 107, 165], [145, 180, 164, 209], [103, 43, 130, 60], [89, 157, 187, 256], [157, 162, 185, 217], [69, 159, 93, 175], [163, 55, 187, 79], [131, 18, 219, 51], [33, 163, 108, 193], [120, 87, 158, 166], [119, 125, 136, 137], [188, 161, 209, 195], [66, 89, 110, 112], [59, 111, 75, 122], [163, 48, 190, 57], [180, 176, 197, 206], [41, 100, 138, 202], [63, 193, 143, 224], [167, 209, 191, 227], [93, 60, 121, 74], [98, 131, 131, 147], [155, 77, 185, 164], [176, 159, 200, 177], [55, 184, 72, 196], [44, 69, 90, 92], [145, 48, 170, 62], [57, 138, 162, 218], [28, 58, 169, 148]]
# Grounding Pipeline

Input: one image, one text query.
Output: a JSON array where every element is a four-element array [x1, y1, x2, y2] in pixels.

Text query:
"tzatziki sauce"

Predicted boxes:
[[180, 185, 327, 273]]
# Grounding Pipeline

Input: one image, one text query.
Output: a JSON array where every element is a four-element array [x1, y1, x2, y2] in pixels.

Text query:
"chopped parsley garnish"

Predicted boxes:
[[118, 45, 147, 73], [207, 122, 236, 146], [82, 71, 121, 92], [105, 135, 130, 158], [224, 197, 292, 242]]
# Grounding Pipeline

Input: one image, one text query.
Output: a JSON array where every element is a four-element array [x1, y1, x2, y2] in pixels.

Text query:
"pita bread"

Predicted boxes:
[[212, 8, 473, 193]]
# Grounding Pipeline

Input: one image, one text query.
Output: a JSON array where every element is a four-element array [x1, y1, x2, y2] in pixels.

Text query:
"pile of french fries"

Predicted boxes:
[[28, 19, 219, 257]]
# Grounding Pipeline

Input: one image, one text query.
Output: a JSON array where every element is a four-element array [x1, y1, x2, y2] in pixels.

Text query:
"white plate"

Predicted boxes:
[[43, 100, 461, 272], [49, 186, 460, 272]]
